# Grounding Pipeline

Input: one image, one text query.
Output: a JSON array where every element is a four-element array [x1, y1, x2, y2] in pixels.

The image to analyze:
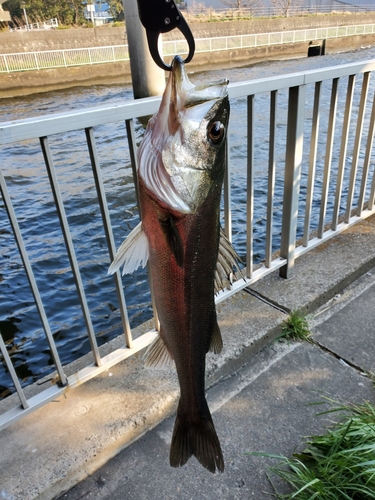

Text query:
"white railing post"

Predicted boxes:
[[345, 72, 371, 222], [246, 95, 254, 278], [318, 77, 339, 238], [279, 84, 306, 279], [303, 81, 321, 246], [34, 52, 39, 70], [3, 55, 10, 73], [266, 90, 278, 267]]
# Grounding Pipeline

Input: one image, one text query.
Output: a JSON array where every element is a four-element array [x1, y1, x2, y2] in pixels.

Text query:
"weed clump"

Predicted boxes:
[[279, 311, 311, 342], [252, 400, 375, 499]]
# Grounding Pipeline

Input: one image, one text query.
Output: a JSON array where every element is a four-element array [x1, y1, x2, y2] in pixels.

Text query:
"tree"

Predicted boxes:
[[4, 0, 86, 26], [271, 0, 301, 17], [220, 0, 262, 13], [107, 0, 124, 21], [3, 0, 22, 19], [68, 0, 85, 24]]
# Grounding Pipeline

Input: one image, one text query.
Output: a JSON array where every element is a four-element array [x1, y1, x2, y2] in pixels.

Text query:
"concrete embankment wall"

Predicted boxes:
[[1, 12, 375, 98], [2, 12, 375, 52]]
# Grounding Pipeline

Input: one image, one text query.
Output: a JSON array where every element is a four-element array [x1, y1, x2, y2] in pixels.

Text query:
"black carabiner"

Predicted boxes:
[[136, 0, 195, 71]]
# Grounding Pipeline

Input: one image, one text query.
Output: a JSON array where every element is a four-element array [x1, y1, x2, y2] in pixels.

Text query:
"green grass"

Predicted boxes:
[[251, 401, 375, 499], [278, 311, 311, 342]]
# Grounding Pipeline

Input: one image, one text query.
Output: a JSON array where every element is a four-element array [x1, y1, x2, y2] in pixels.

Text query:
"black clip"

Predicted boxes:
[[136, 0, 195, 71]]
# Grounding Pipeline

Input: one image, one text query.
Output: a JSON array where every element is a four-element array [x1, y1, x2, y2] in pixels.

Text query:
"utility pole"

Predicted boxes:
[[122, 0, 165, 98], [20, 2, 29, 30]]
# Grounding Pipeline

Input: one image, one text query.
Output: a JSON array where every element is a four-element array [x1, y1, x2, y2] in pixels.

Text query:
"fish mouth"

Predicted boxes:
[[153, 55, 229, 138], [167, 56, 229, 117]]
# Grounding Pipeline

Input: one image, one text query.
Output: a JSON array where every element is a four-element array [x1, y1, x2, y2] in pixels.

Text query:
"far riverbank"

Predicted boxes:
[[1, 12, 375, 98]]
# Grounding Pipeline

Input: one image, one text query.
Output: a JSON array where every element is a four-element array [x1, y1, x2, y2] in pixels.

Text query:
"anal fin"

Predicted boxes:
[[143, 333, 174, 369]]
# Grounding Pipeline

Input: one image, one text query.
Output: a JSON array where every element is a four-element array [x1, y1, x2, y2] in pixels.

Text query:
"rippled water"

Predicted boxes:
[[1, 46, 375, 396]]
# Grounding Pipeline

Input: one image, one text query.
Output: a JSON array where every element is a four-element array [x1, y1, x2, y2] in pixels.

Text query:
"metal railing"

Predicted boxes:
[[1, 23, 375, 73], [185, 4, 375, 20], [164, 23, 375, 57], [9, 18, 58, 32], [1, 59, 375, 430]]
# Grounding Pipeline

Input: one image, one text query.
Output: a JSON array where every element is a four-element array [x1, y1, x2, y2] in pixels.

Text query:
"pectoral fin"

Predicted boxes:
[[214, 228, 242, 293], [108, 222, 149, 276], [159, 214, 184, 267]]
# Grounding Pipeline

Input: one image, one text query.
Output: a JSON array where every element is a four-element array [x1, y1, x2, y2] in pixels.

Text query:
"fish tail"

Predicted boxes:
[[169, 401, 224, 473]]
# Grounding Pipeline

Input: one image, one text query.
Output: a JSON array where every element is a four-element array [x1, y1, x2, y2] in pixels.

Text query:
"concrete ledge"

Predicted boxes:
[[1, 213, 375, 499]]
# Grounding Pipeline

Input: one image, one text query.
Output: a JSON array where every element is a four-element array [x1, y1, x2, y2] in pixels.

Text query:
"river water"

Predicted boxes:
[[1, 45, 375, 397]]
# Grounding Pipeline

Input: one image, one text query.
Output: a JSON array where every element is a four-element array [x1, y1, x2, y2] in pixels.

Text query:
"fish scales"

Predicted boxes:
[[109, 55, 235, 473]]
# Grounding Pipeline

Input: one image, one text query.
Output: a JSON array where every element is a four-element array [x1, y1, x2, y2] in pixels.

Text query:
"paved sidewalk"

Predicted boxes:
[[0, 215, 375, 500], [58, 268, 375, 500]]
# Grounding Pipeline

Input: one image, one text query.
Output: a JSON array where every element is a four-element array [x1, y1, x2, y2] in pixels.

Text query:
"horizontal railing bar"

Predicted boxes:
[[2, 60, 375, 144], [215, 257, 287, 305], [2, 44, 128, 58], [0, 98, 161, 144], [0, 331, 158, 432], [295, 208, 375, 260]]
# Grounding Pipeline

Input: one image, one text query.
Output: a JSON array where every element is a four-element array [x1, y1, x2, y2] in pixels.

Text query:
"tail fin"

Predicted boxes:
[[169, 401, 224, 473]]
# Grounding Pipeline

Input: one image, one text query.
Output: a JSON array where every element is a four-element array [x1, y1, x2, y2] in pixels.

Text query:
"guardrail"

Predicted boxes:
[[1, 23, 375, 73], [185, 4, 375, 19], [1, 59, 375, 430], [9, 18, 58, 32]]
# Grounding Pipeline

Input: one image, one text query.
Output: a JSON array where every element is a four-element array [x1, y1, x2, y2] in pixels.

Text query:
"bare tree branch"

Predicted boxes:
[[220, 0, 262, 12]]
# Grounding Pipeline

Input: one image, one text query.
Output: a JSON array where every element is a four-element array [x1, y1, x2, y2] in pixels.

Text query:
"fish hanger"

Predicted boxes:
[[136, 0, 195, 71]]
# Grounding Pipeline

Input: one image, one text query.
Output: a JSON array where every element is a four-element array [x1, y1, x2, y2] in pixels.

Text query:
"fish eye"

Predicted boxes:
[[207, 121, 225, 145]]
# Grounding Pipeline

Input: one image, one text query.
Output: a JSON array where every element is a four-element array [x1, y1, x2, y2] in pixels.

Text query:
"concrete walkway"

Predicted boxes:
[[1, 214, 375, 500]]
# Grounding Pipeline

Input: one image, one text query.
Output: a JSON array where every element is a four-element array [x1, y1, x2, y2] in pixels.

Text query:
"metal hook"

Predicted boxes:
[[137, 0, 195, 71]]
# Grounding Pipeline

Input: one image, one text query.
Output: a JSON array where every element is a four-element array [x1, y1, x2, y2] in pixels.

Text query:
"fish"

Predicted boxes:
[[109, 55, 239, 473]]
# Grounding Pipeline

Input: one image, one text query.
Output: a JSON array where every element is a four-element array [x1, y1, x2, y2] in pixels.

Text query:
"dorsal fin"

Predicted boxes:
[[108, 222, 149, 276], [159, 214, 184, 268]]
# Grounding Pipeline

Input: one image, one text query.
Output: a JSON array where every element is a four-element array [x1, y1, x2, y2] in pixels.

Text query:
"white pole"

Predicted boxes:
[[23, 7, 29, 30], [122, 0, 165, 98]]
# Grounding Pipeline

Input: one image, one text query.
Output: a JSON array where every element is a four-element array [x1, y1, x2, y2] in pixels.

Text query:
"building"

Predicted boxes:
[[0, 0, 11, 23], [85, 2, 114, 26]]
